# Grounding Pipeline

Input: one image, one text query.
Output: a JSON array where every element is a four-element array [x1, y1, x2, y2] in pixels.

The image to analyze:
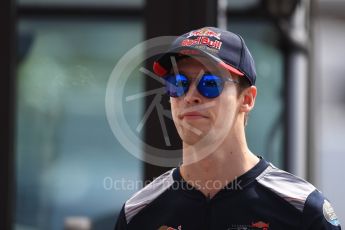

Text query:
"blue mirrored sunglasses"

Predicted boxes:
[[164, 73, 239, 98]]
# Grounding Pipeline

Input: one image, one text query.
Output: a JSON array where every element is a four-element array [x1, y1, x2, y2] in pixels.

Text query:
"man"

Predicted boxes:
[[115, 27, 341, 229]]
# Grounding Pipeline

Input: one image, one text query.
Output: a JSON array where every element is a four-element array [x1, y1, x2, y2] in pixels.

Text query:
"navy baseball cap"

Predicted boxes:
[[153, 27, 257, 85]]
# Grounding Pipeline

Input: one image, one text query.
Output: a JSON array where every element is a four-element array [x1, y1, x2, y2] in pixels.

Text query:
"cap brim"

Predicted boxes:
[[153, 46, 245, 77]]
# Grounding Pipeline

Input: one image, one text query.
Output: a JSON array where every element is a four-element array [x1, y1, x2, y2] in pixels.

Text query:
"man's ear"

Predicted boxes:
[[239, 86, 257, 112]]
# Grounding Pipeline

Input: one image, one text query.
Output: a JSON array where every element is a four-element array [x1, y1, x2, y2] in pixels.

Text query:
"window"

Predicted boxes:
[[16, 18, 144, 230]]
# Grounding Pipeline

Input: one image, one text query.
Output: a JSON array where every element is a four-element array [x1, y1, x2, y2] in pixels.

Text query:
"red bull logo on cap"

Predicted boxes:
[[187, 28, 221, 40], [181, 37, 222, 50]]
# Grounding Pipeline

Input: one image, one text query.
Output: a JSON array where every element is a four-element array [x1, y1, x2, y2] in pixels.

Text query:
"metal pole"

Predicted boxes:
[[0, 0, 16, 229], [286, 0, 311, 178]]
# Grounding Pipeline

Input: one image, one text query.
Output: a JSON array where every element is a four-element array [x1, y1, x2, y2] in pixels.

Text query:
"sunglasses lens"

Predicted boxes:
[[197, 74, 224, 98], [164, 74, 189, 97]]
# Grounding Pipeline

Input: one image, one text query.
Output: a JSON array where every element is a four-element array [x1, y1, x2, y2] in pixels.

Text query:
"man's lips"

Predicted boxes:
[[179, 111, 208, 119], [177, 102, 215, 120]]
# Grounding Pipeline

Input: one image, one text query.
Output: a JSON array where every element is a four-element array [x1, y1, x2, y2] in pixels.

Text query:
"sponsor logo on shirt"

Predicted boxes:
[[158, 225, 182, 230], [229, 220, 269, 230], [251, 221, 269, 229], [323, 200, 340, 226]]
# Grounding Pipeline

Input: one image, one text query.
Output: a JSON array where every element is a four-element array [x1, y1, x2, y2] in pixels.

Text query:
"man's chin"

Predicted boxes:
[[181, 137, 201, 146], [176, 123, 219, 145], [180, 132, 206, 145], [180, 125, 229, 148], [180, 131, 216, 146]]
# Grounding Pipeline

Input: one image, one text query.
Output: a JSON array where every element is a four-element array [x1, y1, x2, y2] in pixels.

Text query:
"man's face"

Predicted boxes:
[[170, 57, 242, 146]]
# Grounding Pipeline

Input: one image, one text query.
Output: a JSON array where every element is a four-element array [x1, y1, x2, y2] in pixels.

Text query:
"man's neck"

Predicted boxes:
[[179, 127, 259, 198]]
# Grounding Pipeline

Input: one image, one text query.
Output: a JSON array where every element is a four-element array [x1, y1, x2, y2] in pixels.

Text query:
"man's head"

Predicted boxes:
[[153, 27, 257, 145]]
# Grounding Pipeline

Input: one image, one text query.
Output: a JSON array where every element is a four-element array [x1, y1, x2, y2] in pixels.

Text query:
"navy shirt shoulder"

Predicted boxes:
[[114, 158, 341, 230]]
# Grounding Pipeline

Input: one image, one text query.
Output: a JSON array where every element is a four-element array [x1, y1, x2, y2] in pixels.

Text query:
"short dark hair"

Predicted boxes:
[[236, 76, 251, 126], [237, 76, 251, 96]]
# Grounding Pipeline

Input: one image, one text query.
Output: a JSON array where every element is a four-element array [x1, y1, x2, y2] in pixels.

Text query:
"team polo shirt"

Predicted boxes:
[[114, 158, 341, 230]]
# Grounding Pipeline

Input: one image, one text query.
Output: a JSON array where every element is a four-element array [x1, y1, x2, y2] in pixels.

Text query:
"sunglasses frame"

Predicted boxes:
[[164, 73, 239, 99]]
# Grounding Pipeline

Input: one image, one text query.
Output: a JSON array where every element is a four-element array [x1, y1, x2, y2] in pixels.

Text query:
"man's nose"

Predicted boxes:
[[183, 81, 202, 104]]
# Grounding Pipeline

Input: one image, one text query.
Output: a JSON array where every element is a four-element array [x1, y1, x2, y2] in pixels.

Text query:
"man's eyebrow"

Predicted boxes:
[[203, 71, 214, 75], [169, 68, 224, 76], [169, 70, 205, 76], [203, 70, 224, 76]]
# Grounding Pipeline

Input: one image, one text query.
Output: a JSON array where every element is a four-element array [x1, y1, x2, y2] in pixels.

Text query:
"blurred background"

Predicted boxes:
[[1, 0, 344, 229]]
